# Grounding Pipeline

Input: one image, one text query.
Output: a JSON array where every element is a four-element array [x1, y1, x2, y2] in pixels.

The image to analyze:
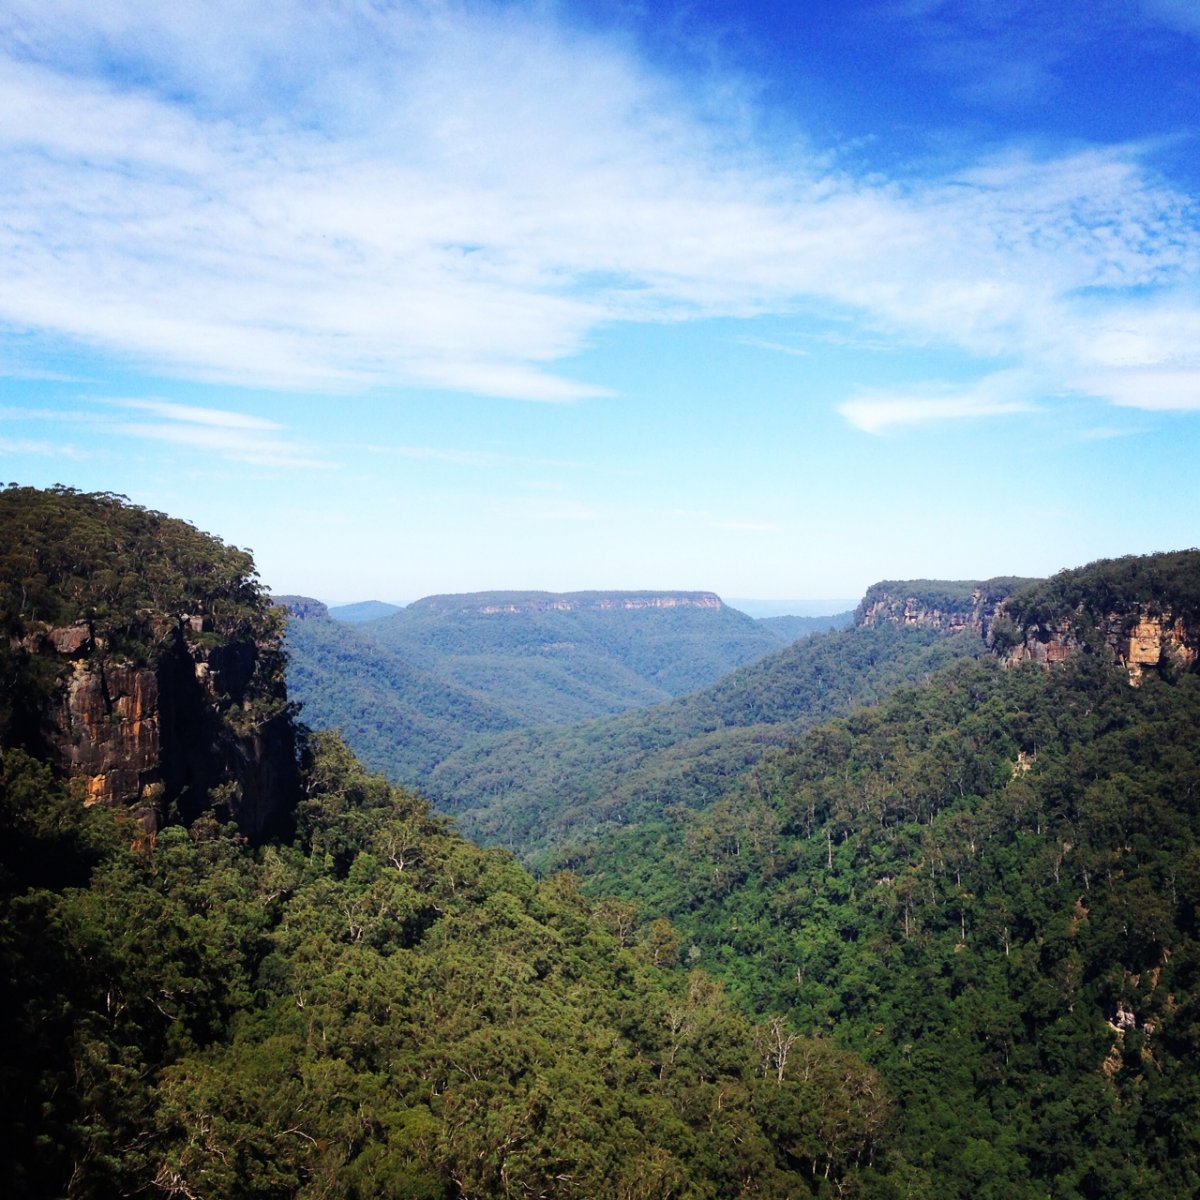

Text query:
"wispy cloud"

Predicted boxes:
[[737, 336, 810, 357], [1141, 0, 1200, 37], [1074, 367, 1200, 411], [112, 399, 283, 431], [0, 1, 1197, 418], [839, 371, 1037, 434], [104, 398, 335, 469], [0, 436, 88, 459]]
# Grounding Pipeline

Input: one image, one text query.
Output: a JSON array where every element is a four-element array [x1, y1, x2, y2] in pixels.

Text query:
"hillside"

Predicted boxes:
[[0, 486, 900, 1199], [429, 578, 1034, 863], [350, 589, 787, 722], [558, 551, 1200, 1198], [279, 597, 522, 790], [328, 599, 403, 623], [281, 588, 799, 786], [0, 485, 296, 840], [755, 610, 854, 641]]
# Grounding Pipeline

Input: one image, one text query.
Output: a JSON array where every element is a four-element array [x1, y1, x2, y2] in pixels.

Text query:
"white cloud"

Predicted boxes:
[[0, 436, 88, 459], [839, 372, 1037, 434], [1075, 368, 1200, 411], [105, 398, 335, 469], [0, 1, 1197, 414], [109, 399, 283, 430]]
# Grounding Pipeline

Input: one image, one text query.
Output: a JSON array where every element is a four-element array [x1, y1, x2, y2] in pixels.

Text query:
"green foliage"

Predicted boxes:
[[1, 728, 898, 1198], [0, 486, 296, 834], [291, 590, 786, 736], [0, 484, 273, 655], [575, 652, 1200, 1197], [855, 577, 1034, 623], [430, 623, 982, 864], [756, 610, 854, 641], [283, 606, 520, 791], [1002, 549, 1200, 632]]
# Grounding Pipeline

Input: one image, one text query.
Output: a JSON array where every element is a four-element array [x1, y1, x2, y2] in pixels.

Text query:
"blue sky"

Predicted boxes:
[[2, 0, 1199, 605]]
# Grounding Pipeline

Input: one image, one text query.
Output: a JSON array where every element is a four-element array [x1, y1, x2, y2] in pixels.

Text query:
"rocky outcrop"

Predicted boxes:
[[998, 608, 1198, 683], [856, 579, 1033, 641], [23, 616, 297, 842], [985, 551, 1200, 684], [273, 595, 329, 621]]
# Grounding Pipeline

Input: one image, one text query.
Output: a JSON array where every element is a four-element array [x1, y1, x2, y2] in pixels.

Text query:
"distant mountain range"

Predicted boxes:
[[327, 599, 403, 623], [278, 589, 852, 791]]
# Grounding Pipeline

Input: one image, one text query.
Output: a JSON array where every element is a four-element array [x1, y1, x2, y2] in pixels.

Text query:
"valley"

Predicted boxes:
[[4, 486, 1200, 1199]]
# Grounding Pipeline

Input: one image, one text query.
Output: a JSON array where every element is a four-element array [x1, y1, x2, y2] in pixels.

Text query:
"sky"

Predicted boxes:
[[2, 0, 1199, 606]]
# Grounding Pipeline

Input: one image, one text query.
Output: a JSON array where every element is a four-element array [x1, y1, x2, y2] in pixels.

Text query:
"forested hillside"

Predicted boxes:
[[2, 734, 903, 1199], [756, 610, 854, 641], [562, 554, 1200, 1198], [430, 622, 985, 864], [7, 488, 1200, 1198], [1, 487, 902, 1199], [281, 588, 809, 794], [285, 590, 787, 740], [279, 598, 521, 790]]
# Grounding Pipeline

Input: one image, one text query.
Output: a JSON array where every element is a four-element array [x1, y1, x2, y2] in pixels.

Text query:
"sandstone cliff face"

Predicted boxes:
[[858, 592, 996, 636], [999, 608, 1198, 683], [23, 616, 297, 841], [855, 580, 1029, 641]]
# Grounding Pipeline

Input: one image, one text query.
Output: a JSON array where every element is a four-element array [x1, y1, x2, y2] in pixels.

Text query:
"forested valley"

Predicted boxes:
[[4, 485, 1200, 1199]]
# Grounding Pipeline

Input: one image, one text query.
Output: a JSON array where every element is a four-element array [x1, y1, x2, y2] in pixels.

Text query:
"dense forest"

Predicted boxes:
[[281, 590, 791, 750], [572, 652, 1200, 1197], [1, 734, 899, 1198], [429, 623, 984, 865], [279, 599, 523, 790], [4, 486, 1200, 1199], [0, 487, 899, 1198]]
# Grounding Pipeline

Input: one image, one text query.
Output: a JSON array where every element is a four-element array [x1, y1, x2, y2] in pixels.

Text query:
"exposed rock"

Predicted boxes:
[[997, 607, 1198, 684], [32, 616, 297, 842], [273, 595, 330, 621], [855, 579, 1031, 641], [1120, 614, 1197, 682]]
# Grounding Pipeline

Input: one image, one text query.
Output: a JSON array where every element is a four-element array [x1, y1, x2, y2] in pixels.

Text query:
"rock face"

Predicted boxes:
[[999, 608, 1198, 683], [856, 579, 1033, 641], [25, 616, 297, 842], [273, 595, 329, 621]]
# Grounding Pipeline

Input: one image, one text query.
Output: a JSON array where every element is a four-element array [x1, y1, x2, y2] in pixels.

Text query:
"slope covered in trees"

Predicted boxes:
[[429, 622, 984, 864], [2, 732, 911, 1198], [0, 486, 904, 1199], [9, 489, 1200, 1198], [0, 485, 296, 837], [300, 589, 788, 730], [281, 588, 821, 797], [280, 599, 522, 791], [562, 555, 1200, 1199]]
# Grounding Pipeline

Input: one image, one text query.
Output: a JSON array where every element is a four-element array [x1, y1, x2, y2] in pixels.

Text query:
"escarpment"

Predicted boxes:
[[853, 555, 1200, 684], [985, 550, 1200, 682], [994, 599, 1199, 681], [1, 486, 297, 841], [856, 577, 1036, 639]]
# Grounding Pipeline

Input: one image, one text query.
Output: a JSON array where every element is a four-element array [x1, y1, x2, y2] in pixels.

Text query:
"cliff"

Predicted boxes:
[[273, 594, 330, 621], [987, 551, 1200, 683], [1, 487, 297, 841], [856, 577, 1036, 640]]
